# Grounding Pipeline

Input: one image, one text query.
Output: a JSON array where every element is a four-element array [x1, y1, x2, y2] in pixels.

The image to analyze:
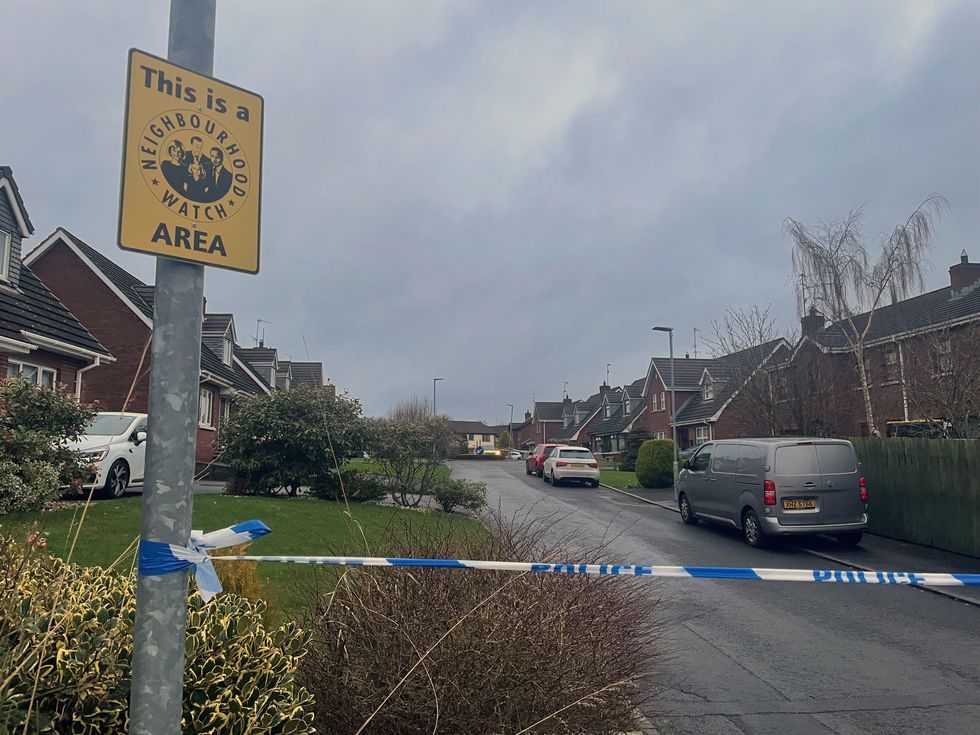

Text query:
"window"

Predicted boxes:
[[703, 379, 714, 400], [559, 449, 594, 460], [711, 444, 740, 474], [882, 344, 899, 382], [220, 396, 232, 425], [695, 425, 710, 443], [815, 443, 856, 474], [654, 431, 667, 440], [650, 394, 657, 411], [775, 444, 819, 475], [660, 392, 666, 411], [222, 337, 233, 365], [735, 444, 767, 475], [624, 398, 631, 413], [7, 360, 56, 388], [0, 229, 10, 281], [691, 445, 712, 472], [604, 404, 611, 418], [198, 387, 214, 427]]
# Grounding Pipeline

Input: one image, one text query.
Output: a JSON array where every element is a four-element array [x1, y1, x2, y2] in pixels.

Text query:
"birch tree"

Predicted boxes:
[[784, 196, 947, 436]]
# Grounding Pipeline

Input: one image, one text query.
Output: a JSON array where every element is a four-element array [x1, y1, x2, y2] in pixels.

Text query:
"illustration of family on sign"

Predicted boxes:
[[160, 136, 232, 204]]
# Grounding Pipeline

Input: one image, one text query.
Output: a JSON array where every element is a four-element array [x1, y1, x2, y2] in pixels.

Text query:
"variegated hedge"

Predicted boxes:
[[0, 538, 314, 734]]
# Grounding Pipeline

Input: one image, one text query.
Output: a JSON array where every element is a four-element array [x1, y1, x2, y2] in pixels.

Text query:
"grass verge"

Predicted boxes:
[[1, 494, 482, 619], [599, 470, 639, 489]]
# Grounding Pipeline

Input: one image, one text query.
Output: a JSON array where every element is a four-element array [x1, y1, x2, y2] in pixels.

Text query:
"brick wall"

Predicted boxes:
[[29, 239, 152, 411]]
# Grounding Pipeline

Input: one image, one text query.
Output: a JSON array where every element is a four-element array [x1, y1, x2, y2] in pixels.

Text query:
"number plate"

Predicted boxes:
[[783, 499, 816, 510]]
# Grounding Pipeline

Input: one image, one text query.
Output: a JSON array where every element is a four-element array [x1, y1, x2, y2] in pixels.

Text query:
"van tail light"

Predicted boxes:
[[556, 461, 567, 467], [763, 480, 777, 506], [859, 476, 869, 503], [588, 462, 598, 468]]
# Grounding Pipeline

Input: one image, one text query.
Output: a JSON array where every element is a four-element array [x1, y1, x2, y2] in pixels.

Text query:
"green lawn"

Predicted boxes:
[[1, 494, 480, 618], [599, 470, 639, 489]]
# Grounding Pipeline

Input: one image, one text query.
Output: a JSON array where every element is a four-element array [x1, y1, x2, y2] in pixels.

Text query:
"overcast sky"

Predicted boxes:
[[4, 1, 979, 423]]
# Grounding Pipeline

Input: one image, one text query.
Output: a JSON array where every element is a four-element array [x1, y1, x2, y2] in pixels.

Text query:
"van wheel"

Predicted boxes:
[[835, 532, 863, 548], [679, 493, 698, 525], [102, 460, 130, 499], [742, 509, 768, 548]]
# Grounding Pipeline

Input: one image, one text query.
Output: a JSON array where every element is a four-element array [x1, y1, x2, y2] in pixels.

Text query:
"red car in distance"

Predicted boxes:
[[525, 443, 563, 478]]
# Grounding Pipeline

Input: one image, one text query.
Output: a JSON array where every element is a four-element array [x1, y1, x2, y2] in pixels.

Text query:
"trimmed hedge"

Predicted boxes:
[[0, 538, 314, 733], [635, 439, 675, 488]]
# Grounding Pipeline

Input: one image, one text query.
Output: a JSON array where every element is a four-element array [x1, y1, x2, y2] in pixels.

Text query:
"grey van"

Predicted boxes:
[[675, 438, 869, 548]]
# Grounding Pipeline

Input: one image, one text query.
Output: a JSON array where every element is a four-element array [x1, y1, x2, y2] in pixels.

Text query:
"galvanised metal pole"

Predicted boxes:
[[129, 1, 214, 733]]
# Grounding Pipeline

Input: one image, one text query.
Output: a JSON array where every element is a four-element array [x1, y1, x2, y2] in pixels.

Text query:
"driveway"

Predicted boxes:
[[452, 460, 980, 735]]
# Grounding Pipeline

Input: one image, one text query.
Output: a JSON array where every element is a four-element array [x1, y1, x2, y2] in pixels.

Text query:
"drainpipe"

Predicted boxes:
[[75, 357, 100, 400], [897, 341, 909, 421]]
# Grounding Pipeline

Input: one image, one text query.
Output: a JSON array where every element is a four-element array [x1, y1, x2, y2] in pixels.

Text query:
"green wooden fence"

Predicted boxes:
[[851, 438, 980, 557]]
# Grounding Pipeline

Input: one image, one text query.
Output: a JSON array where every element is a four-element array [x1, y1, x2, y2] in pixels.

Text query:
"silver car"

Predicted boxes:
[[675, 438, 869, 548]]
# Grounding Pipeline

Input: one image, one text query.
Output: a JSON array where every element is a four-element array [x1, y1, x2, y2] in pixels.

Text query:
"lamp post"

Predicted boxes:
[[507, 403, 514, 450], [653, 326, 679, 485], [432, 377, 444, 417]]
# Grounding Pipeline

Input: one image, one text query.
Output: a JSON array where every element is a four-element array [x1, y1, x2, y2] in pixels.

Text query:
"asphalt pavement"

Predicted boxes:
[[451, 460, 980, 735]]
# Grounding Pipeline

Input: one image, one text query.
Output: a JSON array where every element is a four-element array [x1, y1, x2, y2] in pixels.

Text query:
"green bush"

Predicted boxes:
[[635, 439, 674, 488], [431, 478, 487, 513], [619, 429, 649, 473], [309, 469, 389, 503], [216, 386, 366, 496], [0, 379, 95, 513], [0, 537, 314, 734]]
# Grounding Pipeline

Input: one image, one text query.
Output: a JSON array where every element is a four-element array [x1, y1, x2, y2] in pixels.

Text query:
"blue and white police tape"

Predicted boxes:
[[138, 519, 271, 601], [140, 521, 980, 600]]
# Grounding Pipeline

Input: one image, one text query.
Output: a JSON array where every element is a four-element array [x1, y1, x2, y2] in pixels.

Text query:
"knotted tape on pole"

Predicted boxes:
[[140, 519, 980, 601], [138, 519, 271, 601]]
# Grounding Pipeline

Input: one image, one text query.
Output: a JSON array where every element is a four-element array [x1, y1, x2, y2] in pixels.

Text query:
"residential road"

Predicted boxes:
[[451, 459, 980, 735]]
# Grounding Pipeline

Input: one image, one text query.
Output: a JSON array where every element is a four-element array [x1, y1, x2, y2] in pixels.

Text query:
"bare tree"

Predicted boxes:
[[902, 324, 980, 438], [785, 196, 948, 436], [389, 395, 435, 422], [705, 304, 779, 359]]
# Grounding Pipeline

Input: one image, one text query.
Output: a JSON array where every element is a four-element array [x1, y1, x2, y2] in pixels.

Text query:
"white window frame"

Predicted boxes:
[[655, 431, 667, 440], [222, 337, 233, 365], [198, 387, 214, 428], [660, 391, 666, 411], [219, 395, 232, 424], [703, 381, 715, 400], [0, 229, 11, 281], [695, 425, 710, 443], [7, 359, 56, 388]]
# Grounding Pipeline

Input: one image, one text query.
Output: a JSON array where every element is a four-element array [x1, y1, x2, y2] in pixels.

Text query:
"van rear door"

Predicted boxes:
[[814, 442, 864, 524], [772, 443, 823, 525]]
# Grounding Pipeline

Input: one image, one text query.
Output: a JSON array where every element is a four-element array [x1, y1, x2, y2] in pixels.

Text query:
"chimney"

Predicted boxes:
[[599, 383, 610, 398], [563, 396, 573, 411], [801, 307, 825, 337], [524, 410, 531, 421], [258, 339, 264, 348], [950, 250, 980, 294]]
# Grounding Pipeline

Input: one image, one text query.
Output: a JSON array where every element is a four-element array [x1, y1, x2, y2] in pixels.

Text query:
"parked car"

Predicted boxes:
[[675, 438, 868, 548], [68, 412, 149, 499], [525, 443, 562, 478], [508, 450, 522, 460], [543, 446, 600, 487]]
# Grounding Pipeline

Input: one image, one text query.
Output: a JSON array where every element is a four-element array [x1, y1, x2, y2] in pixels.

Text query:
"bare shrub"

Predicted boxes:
[[300, 511, 663, 734]]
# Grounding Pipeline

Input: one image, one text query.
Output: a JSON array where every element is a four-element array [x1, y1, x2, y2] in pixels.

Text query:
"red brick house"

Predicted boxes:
[[775, 251, 980, 438], [25, 228, 270, 471], [589, 380, 648, 456], [1, 167, 114, 394], [551, 386, 609, 447]]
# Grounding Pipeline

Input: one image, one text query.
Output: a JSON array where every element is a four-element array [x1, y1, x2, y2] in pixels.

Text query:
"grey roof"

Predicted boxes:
[[672, 339, 786, 425], [0, 266, 111, 358], [0, 165, 35, 234], [590, 402, 646, 437], [451, 420, 500, 435], [202, 313, 233, 335], [237, 346, 278, 363], [624, 376, 646, 399], [649, 357, 716, 389], [233, 346, 272, 392], [534, 401, 565, 421], [808, 283, 980, 351], [290, 361, 323, 387]]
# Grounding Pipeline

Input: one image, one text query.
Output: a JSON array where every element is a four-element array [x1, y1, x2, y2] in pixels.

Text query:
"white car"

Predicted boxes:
[[508, 450, 522, 460], [69, 412, 148, 498], [542, 446, 600, 488]]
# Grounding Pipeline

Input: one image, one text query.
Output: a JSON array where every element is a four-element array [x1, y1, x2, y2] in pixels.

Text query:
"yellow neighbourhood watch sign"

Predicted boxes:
[[118, 49, 263, 273]]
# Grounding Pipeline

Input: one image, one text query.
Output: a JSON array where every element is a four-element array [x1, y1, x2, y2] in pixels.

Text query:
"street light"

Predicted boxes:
[[652, 326, 679, 485], [432, 377, 444, 417], [506, 403, 514, 451]]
